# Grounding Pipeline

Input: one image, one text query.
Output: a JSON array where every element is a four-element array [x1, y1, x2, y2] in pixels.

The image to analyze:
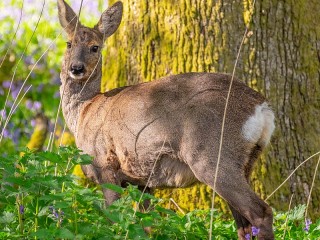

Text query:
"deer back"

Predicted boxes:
[[74, 73, 271, 186]]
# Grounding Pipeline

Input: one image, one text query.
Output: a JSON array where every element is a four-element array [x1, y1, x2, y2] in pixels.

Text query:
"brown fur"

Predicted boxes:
[[57, 1, 275, 239]]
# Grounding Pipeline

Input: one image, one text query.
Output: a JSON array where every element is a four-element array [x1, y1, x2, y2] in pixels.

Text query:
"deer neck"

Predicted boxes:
[[60, 69, 101, 135]]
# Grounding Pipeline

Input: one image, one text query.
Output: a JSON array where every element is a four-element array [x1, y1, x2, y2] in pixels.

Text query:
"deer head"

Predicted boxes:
[[57, 0, 123, 82]]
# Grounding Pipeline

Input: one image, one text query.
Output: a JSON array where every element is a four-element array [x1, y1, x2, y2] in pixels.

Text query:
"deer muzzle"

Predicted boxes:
[[70, 63, 85, 74], [69, 63, 86, 79]]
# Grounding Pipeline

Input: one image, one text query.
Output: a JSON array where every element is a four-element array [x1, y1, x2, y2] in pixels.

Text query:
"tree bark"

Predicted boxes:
[[103, 0, 320, 218]]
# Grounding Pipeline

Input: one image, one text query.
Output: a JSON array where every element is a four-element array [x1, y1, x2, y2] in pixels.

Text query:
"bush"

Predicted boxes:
[[0, 147, 319, 239]]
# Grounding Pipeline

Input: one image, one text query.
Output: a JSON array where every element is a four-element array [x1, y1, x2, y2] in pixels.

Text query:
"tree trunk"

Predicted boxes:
[[103, 0, 320, 218]]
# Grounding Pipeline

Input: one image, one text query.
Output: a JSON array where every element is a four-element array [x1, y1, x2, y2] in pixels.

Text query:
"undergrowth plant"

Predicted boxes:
[[0, 147, 319, 239]]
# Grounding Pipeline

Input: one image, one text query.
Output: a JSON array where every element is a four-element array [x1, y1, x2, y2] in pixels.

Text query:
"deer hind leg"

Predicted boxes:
[[202, 171, 273, 239], [229, 205, 252, 240], [223, 180, 273, 240], [215, 173, 273, 240], [230, 144, 264, 239], [187, 155, 274, 240]]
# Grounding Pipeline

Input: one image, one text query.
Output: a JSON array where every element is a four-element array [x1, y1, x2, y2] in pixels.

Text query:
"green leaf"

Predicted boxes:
[[32, 229, 54, 240], [0, 232, 11, 238], [39, 194, 64, 201], [1, 184, 19, 193], [314, 224, 320, 231], [75, 154, 93, 164], [37, 152, 62, 163], [4, 176, 32, 188], [104, 209, 120, 223], [101, 183, 124, 194], [56, 228, 75, 239], [0, 212, 15, 224], [127, 223, 148, 239], [53, 201, 71, 209], [155, 206, 176, 216], [141, 216, 154, 227], [38, 206, 50, 217], [288, 205, 306, 221]]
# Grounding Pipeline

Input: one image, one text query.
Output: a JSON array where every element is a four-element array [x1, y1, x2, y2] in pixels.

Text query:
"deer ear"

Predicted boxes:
[[57, 0, 79, 35], [95, 1, 123, 38]]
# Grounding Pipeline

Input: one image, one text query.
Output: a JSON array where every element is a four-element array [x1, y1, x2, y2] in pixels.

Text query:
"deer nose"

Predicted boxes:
[[70, 63, 85, 75]]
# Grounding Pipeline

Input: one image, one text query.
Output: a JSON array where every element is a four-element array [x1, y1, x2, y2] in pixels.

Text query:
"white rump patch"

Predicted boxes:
[[242, 102, 275, 147]]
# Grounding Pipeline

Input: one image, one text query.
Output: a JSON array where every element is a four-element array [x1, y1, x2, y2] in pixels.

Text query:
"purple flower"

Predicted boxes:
[[85, 1, 100, 16], [13, 129, 20, 144], [50, 69, 56, 75], [31, 119, 36, 127], [0, 88, 4, 95], [25, 100, 33, 109], [48, 121, 55, 133], [33, 101, 42, 110], [11, 89, 19, 99], [53, 211, 59, 218], [2, 81, 11, 89], [3, 129, 10, 138], [52, 76, 61, 85], [23, 84, 32, 92], [0, 6, 22, 21], [251, 226, 260, 236], [245, 233, 250, 240], [304, 219, 312, 232], [49, 206, 59, 218], [6, 100, 13, 107], [49, 206, 64, 224], [54, 91, 60, 98], [24, 56, 34, 65], [37, 84, 44, 91], [19, 205, 25, 214], [71, 0, 101, 18], [0, 109, 6, 119]]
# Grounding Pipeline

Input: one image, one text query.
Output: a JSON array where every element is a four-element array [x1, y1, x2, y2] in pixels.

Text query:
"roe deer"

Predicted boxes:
[[57, 0, 275, 239]]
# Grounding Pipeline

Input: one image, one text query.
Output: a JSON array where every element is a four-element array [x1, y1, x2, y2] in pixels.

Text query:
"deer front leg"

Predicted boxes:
[[82, 162, 121, 206], [81, 164, 99, 184], [99, 166, 122, 207], [90, 154, 122, 207]]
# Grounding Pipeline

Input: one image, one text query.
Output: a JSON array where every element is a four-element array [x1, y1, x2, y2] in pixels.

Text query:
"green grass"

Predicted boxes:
[[0, 147, 319, 239]]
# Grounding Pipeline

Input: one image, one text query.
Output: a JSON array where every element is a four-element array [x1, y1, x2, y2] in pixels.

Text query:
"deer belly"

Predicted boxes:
[[147, 155, 198, 188], [120, 154, 198, 188]]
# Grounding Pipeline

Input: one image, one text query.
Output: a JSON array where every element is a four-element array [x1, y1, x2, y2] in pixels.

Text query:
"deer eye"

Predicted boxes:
[[66, 42, 72, 49], [90, 46, 99, 53]]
